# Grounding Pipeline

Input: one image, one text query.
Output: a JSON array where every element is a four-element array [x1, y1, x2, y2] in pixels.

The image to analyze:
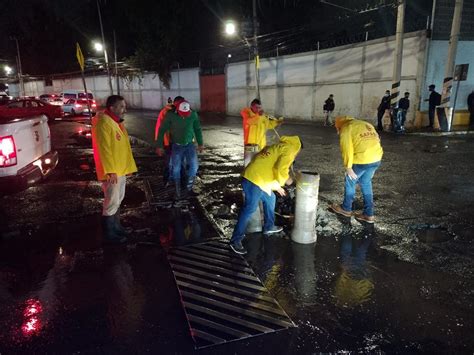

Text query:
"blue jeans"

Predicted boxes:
[[395, 109, 406, 131], [341, 161, 381, 216], [170, 143, 198, 184], [231, 179, 276, 244]]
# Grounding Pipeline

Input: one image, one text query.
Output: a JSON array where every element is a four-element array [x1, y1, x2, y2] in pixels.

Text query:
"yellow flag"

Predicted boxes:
[[255, 55, 260, 69], [76, 43, 85, 71]]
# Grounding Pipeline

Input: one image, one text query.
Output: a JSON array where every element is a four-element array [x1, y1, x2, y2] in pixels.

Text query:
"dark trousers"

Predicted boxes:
[[469, 111, 474, 129], [428, 106, 435, 127], [377, 110, 385, 130]]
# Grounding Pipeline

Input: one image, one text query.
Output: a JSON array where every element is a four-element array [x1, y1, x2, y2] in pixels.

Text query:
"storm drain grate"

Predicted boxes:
[[168, 239, 296, 349], [144, 177, 175, 207]]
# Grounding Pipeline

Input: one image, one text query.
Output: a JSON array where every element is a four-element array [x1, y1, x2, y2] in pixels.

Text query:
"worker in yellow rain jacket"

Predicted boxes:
[[229, 136, 302, 255], [92, 95, 137, 244], [241, 98, 283, 151], [154, 96, 184, 183], [329, 116, 383, 224]]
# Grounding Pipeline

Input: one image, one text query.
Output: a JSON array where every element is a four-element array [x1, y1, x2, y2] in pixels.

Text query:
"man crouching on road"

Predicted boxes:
[[229, 136, 302, 255], [92, 95, 137, 244], [329, 116, 383, 224]]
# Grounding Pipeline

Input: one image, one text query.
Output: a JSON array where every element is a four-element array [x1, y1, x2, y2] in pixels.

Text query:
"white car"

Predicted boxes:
[[62, 99, 97, 116], [0, 114, 58, 188]]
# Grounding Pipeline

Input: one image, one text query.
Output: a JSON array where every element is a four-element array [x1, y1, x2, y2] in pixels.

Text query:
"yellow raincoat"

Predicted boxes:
[[243, 136, 301, 195], [241, 107, 281, 150], [92, 111, 137, 181], [335, 116, 383, 168]]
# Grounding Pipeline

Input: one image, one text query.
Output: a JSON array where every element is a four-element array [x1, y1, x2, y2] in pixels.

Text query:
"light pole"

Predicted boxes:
[[12, 37, 25, 97], [96, 0, 113, 95]]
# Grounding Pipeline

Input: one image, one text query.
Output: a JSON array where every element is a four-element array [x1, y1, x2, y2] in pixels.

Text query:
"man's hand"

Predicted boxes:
[[156, 147, 164, 157], [285, 177, 293, 186], [275, 187, 286, 197], [107, 173, 118, 184], [345, 168, 358, 181], [197, 145, 204, 153]]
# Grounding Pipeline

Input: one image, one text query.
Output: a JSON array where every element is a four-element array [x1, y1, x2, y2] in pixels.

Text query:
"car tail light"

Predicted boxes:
[[75, 104, 82, 108], [0, 135, 17, 167], [92, 104, 97, 107]]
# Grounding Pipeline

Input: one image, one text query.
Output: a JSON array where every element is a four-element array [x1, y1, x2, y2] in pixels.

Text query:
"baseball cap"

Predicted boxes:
[[177, 101, 191, 117]]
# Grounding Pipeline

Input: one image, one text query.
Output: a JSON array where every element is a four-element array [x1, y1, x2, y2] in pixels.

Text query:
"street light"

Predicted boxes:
[[4, 65, 12, 75], [225, 21, 236, 35], [93, 42, 103, 52]]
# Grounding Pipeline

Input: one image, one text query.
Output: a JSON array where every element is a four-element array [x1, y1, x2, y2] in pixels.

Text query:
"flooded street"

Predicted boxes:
[[0, 112, 473, 353]]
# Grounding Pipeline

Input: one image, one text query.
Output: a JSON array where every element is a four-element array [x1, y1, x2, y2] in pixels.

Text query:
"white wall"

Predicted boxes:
[[227, 31, 427, 126], [9, 68, 201, 110]]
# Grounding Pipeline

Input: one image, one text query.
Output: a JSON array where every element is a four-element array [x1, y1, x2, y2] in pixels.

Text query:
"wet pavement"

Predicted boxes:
[[0, 112, 473, 353]]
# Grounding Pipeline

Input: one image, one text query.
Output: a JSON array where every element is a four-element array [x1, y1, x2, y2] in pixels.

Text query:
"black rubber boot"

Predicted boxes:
[[102, 216, 127, 244], [186, 177, 198, 197], [113, 209, 129, 238]]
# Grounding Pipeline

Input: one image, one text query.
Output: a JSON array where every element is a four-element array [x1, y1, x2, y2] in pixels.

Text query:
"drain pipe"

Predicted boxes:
[[243, 144, 263, 233], [291, 171, 320, 244]]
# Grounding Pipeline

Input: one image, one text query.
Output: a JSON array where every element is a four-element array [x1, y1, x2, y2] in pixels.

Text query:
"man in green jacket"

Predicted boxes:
[[156, 100, 204, 199]]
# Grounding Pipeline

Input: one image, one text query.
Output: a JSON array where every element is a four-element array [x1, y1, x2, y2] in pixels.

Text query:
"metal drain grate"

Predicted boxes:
[[144, 178, 175, 207], [168, 239, 296, 349]]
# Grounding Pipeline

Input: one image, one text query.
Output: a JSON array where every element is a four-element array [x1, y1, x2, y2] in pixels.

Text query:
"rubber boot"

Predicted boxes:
[[186, 176, 198, 197], [113, 209, 129, 238], [102, 216, 127, 244], [174, 182, 184, 201]]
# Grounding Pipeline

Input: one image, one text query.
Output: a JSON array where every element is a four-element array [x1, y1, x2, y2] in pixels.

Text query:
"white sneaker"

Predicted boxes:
[[263, 226, 284, 235]]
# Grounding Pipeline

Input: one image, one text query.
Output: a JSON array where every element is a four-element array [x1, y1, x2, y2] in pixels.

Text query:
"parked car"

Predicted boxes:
[[0, 99, 63, 122], [60, 90, 94, 103], [62, 99, 97, 116], [0, 114, 58, 189], [39, 93, 61, 104]]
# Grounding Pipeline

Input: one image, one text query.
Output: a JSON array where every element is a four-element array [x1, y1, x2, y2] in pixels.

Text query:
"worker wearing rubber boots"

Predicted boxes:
[[156, 100, 204, 201], [330, 116, 383, 224], [229, 136, 302, 255], [241, 98, 283, 151]]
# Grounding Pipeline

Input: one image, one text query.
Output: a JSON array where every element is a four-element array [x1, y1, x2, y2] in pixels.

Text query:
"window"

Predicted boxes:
[[78, 93, 93, 99], [8, 101, 24, 108], [66, 99, 75, 104], [63, 94, 76, 100]]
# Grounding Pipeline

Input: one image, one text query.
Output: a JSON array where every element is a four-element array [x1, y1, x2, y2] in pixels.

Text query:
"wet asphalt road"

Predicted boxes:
[[0, 111, 473, 354]]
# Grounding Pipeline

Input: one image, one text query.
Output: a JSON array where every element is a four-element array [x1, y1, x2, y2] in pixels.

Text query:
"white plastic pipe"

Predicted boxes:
[[291, 171, 320, 244], [243, 144, 262, 233]]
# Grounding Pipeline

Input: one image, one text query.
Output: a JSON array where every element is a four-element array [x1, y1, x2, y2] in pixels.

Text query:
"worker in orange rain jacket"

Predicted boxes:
[[241, 98, 283, 151], [92, 95, 137, 244], [329, 116, 383, 224], [229, 136, 302, 255], [154, 96, 185, 183]]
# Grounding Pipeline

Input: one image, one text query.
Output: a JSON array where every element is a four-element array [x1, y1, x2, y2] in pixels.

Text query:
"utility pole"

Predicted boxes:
[[13, 37, 25, 97], [252, 0, 260, 100], [438, 0, 463, 131], [390, 0, 405, 119], [113, 30, 120, 95], [96, 0, 113, 95]]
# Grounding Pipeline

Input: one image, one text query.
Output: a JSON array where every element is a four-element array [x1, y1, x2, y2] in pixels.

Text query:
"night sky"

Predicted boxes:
[[0, 0, 432, 76]]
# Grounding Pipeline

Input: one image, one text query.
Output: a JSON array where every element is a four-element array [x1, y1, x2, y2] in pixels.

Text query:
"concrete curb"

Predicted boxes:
[[406, 130, 474, 137]]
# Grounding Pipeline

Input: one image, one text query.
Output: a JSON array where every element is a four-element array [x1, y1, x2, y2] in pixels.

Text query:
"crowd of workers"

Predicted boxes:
[[90, 95, 384, 256]]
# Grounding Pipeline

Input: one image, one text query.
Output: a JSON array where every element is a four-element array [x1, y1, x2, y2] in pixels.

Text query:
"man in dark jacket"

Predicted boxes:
[[377, 90, 391, 131], [395, 92, 410, 132], [425, 84, 441, 128], [324, 94, 335, 126], [468, 90, 474, 130]]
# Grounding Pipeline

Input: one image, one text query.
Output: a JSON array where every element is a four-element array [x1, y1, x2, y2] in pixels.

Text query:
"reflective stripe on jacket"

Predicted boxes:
[[92, 111, 137, 181], [241, 107, 281, 150], [243, 136, 301, 195]]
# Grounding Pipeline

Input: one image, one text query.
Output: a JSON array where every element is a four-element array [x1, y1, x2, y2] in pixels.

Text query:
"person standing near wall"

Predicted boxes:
[[324, 94, 335, 126], [467, 90, 474, 130], [229, 136, 302, 255], [241, 98, 283, 151], [154, 96, 185, 184], [425, 84, 441, 129], [92, 95, 138, 244], [156, 100, 204, 200], [329, 116, 383, 224], [395, 92, 410, 132], [377, 90, 391, 131]]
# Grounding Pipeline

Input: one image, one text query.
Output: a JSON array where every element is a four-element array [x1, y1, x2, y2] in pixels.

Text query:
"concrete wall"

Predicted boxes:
[[227, 31, 427, 126], [421, 40, 474, 111], [9, 68, 201, 110]]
